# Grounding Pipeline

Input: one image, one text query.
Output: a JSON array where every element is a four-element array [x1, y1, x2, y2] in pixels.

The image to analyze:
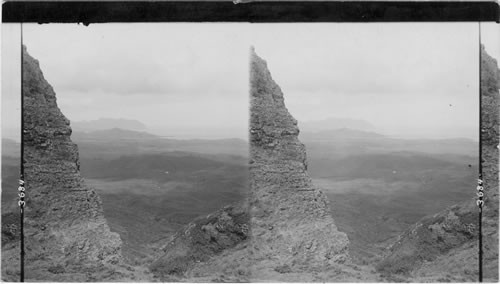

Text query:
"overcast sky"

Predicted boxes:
[[252, 23, 497, 140], [2, 23, 499, 141], [3, 23, 250, 140]]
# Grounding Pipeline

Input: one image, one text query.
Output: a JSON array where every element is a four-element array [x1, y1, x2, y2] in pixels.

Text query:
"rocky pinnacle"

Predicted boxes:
[[19, 46, 123, 280], [249, 47, 350, 269]]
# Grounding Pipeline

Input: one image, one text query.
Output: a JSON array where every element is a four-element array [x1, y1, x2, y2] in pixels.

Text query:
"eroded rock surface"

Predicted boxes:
[[1, 46, 138, 281], [150, 204, 250, 280], [377, 45, 499, 282], [248, 47, 350, 271]]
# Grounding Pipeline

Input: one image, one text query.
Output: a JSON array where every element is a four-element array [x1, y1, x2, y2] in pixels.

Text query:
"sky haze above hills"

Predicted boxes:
[[2, 23, 498, 141]]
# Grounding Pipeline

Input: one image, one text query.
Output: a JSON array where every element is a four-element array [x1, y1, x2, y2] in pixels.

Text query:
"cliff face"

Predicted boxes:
[[148, 48, 356, 282], [2, 46, 124, 281], [477, 45, 499, 281], [377, 46, 499, 282], [249, 48, 350, 269]]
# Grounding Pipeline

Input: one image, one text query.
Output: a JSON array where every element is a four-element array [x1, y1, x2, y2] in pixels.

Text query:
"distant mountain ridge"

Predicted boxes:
[[300, 117, 376, 132], [299, 127, 477, 158], [301, 128, 385, 140], [71, 128, 248, 159], [73, 128, 159, 140], [72, 118, 148, 132], [73, 128, 246, 143]]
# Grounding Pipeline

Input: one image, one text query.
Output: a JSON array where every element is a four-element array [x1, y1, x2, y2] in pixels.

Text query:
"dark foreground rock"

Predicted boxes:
[[150, 204, 249, 280]]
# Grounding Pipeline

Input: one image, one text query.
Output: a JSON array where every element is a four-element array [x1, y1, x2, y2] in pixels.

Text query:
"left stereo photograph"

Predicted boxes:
[[1, 23, 251, 282]]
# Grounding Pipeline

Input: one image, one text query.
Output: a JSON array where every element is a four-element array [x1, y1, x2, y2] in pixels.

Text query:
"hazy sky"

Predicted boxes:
[[2, 23, 499, 141], [252, 23, 496, 140], [3, 23, 250, 140]]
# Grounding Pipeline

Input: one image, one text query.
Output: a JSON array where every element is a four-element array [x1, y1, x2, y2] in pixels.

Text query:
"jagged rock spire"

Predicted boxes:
[[249, 47, 350, 269], [3, 46, 124, 281]]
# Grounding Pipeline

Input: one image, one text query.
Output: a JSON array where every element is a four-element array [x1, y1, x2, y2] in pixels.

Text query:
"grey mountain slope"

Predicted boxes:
[[71, 118, 147, 132]]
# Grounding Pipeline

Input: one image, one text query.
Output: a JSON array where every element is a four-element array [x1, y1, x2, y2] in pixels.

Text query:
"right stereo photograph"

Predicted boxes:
[[246, 22, 498, 282]]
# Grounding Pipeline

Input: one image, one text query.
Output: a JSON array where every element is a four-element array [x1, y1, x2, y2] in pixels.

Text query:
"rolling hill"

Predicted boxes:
[[300, 129, 478, 264], [1, 132, 249, 265], [72, 128, 248, 159], [76, 146, 249, 263]]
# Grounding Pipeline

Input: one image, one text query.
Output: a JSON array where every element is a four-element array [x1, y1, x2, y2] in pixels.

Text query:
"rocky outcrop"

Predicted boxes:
[[150, 204, 249, 280], [376, 200, 479, 281], [377, 45, 499, 282], [248, 47, 350, 270], [2, 46, 125, 281]]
